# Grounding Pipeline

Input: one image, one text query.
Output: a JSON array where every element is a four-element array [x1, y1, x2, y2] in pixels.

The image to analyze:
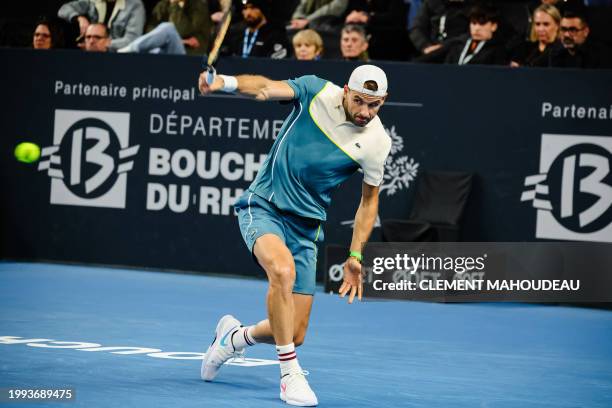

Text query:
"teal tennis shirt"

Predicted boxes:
[[249, 75, 392, 221]]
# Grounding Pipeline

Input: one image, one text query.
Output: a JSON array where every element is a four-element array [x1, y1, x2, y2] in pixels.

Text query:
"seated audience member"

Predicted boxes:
[[504, 0, 584, 49], [58, 0, 145, 51], [289, 0, 349, 31], [510, 4, 560, 67], [410, 0, 473, 55], [222, 0, 288, 58], [118, 0, 211, 55], [415, 4, 507, 65], [33, 19, 65, 49], [344, 0, 409, 60], [546, 11, 612, 69], [340, 23, 369, 61], [292, 28, 324, 60], [407, 0, 423, 29], [84, 23, 111, 52]]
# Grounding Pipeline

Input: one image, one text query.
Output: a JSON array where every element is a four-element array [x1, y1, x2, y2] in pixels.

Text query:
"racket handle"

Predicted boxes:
[[206, 66, 216, 85]]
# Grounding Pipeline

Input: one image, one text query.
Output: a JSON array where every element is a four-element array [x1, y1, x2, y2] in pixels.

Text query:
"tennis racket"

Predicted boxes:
[[205, 9, 233, 85]]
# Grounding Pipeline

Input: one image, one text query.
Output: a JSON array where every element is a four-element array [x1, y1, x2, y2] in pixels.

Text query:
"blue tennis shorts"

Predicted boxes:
[[235, 191, 323, 295]]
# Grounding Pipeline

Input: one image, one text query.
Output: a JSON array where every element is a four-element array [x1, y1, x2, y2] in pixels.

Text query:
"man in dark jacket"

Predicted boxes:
[[546, 11, 612, 69], [410, 0, 473, 55], [415, 4, 507, 65], [222, 0, 288, 59], [344, 0, 409, 60]]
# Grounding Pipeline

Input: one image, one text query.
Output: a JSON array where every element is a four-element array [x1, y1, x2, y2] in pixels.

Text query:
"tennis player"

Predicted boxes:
[[198, 65, 391, 406]]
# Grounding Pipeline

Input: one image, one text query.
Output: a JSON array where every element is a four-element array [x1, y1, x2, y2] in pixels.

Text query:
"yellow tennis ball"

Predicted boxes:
[[14, 142, 41, 163]]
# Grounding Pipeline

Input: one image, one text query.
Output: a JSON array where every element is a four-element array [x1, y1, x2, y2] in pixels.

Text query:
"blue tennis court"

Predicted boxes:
[[1, 261, 611, 407]]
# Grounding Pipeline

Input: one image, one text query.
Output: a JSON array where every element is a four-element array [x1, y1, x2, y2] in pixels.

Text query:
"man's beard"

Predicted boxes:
[[349, 111, 370, 127], [245, 16, 263, 28], [562, 37, 576, 49]]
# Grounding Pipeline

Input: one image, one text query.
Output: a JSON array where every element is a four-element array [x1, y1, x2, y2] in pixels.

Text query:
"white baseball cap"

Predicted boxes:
[[347, 64, 388, 97]]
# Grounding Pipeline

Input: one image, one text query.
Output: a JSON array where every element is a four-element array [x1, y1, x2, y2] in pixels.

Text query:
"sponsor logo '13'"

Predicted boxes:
[[38, 110, 139, 208]]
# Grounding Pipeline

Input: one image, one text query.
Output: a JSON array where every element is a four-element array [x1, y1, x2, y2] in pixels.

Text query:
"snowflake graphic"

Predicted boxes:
[[388, 125, 404, 155], [379, 126, 419, 196]]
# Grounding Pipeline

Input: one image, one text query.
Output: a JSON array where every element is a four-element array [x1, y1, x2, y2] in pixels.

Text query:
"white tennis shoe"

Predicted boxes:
[[280, 369, 318, 406], [201, 314, 243, 381]]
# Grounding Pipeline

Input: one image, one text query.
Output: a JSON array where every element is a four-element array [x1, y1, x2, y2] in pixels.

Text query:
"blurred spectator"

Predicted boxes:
[[546, 11, 612, 68], [344, 0, 410, 60], [292, 28, 324, 59], [58, 0, 145, 51], [117, 0, 211, 55], [340, 23, 369, 60], [510, 4, 560, 67], [222, 0, 288, 58], [407, 0, 423, 29], [415, 4, 507, 65], [503, 0, 584, 46], [345, 0, 407, 27], [33, 19, 65, 49], [289, 0, 349, 31], [0, 1, 71, 48], [84, 22, 111, 51], [410, 0, 473, 55], [209, 0, 295, 27], [117, 22, 186, 53], [33, 24, 53, 49]]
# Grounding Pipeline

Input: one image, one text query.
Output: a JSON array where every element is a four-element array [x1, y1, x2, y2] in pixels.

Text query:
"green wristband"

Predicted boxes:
[[348, 251, 363, 263]]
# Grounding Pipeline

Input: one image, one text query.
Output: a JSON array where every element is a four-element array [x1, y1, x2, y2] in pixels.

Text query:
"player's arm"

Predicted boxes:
[[198, 73, 295, 101], [339, 182, 380, 304]]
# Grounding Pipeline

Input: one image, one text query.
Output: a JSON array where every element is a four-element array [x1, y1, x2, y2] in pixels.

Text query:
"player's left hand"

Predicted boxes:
[[339, 257, 363, 304]]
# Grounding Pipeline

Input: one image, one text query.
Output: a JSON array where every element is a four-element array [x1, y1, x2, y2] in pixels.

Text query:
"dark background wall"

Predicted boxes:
[[0, 49, 611, 281]]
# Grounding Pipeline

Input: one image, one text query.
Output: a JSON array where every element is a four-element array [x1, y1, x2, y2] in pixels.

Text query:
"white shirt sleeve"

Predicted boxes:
[[360, 130, 392, 186]]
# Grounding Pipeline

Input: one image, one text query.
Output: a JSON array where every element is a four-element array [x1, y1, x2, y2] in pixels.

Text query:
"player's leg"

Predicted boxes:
[[201, 193, 318, 405], [274, 215, 319, 406], [238, 216, 318, 406], [252, 233, 297, 346], [201, 193, 286, 382], [246, 214, 319, 347], [291, 293, 313, 346], [249, 292, 313, 346]]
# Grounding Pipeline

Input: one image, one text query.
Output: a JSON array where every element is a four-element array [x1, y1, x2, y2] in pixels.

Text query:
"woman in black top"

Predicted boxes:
[[510, 4, 560, 67]]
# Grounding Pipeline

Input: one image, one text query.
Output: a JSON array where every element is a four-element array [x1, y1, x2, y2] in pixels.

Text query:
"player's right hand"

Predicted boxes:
[[198, 71, 224, 95], [339, 257, 363, 304]]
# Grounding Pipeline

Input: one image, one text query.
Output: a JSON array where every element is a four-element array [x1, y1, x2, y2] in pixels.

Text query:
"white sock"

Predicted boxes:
[[276, 343, 300, 377], [229, 326, 256, 351]]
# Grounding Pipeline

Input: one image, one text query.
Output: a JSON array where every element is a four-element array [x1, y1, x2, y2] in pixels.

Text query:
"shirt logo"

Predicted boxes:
[[219, 326, 238, 347]]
